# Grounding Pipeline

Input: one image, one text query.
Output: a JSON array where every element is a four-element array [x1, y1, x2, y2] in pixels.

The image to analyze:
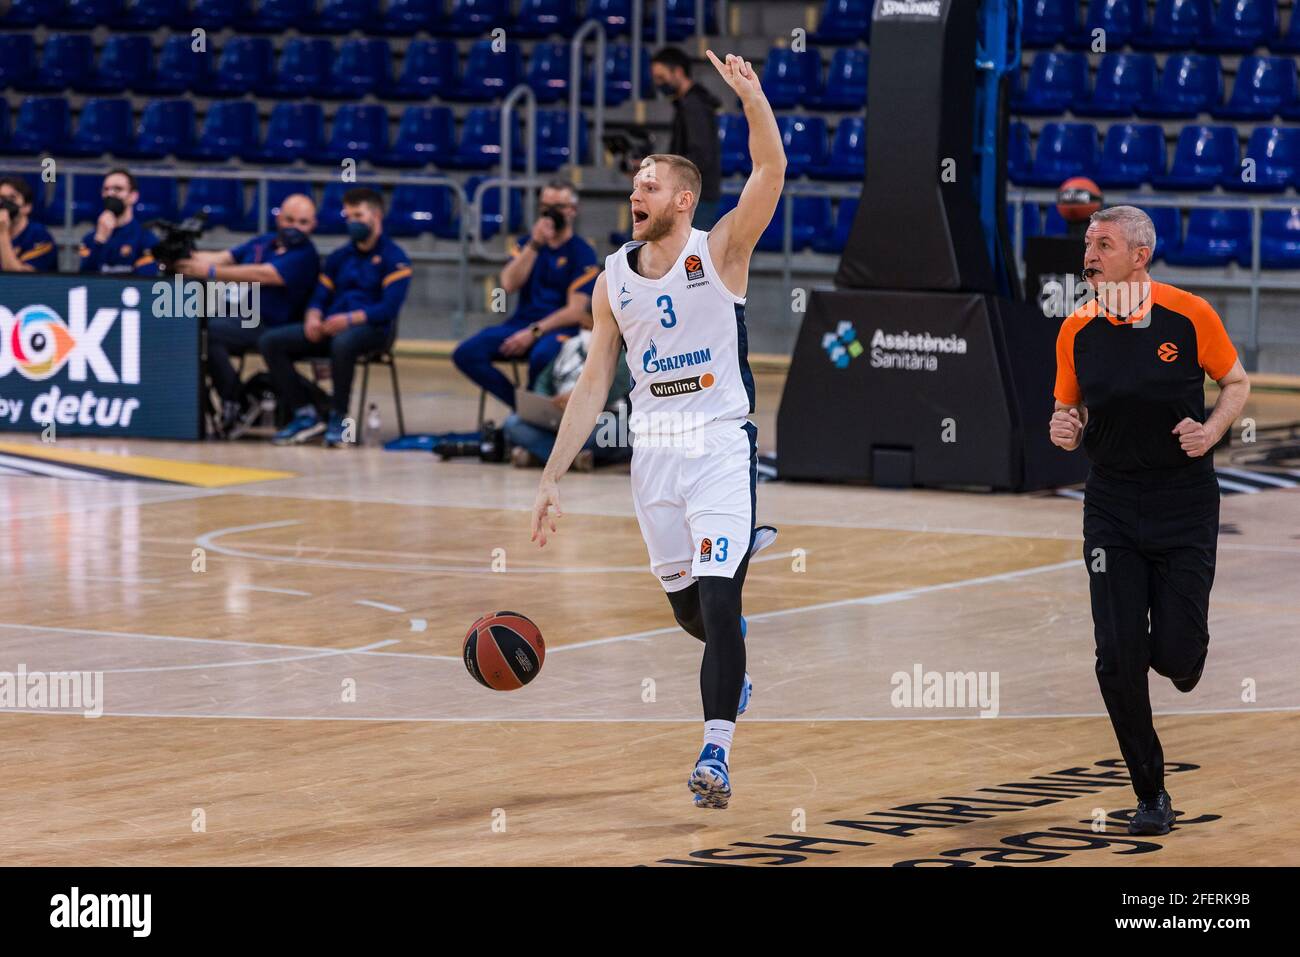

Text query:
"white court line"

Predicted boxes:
[[1217, 467, 1299, 489], [234, 585, 312, 596], [94, 637, 407, 674], [0, 454, 109, 481], [355, 600, 406, 613], [1216, 477, 1261, 494]]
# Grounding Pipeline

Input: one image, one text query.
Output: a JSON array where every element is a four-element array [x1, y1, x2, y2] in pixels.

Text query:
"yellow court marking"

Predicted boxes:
[[0, 442, 294, 487]]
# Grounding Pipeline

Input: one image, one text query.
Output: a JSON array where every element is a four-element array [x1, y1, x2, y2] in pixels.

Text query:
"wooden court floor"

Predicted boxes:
[[0, 359, 1297, 866]]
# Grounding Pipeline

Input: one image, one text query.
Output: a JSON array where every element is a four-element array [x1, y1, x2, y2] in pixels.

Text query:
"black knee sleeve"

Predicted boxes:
[[666, 583, 707, 643]]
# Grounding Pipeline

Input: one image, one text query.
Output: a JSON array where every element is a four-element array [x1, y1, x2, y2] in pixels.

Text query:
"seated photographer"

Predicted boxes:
[[504, 330, 632, 472], [78, 169, 159, 276], [173, 194, 320, 437], [452, 179, 598, 410], [0, 176, 57, 272], [261, 187, 411, 448]]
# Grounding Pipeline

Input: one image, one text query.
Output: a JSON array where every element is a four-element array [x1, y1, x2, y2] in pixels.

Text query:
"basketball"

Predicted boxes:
[[1056, 176, 1103, 222], [463, 611, 546, 691]]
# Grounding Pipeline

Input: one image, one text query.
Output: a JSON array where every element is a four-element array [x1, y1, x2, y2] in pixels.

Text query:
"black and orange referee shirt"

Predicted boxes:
[[1054, 280, 1239, 472]]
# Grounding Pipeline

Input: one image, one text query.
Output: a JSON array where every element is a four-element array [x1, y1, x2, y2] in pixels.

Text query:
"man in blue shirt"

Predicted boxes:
[[0, 176, 57, 273], [261, 187, 412, 448], [175, 194, 320, 437], [78, 169, 160, 276], [452, 179, 599, 410]]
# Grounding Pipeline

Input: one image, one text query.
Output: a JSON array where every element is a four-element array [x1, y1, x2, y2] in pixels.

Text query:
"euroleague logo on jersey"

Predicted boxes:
[[683, 254, 704, 281], [1157, 342, 1179, 362]]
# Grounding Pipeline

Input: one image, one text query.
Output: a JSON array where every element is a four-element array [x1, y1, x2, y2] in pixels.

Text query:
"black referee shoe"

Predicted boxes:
[[1128, 790, 1176, 836], [1171, 654, 1206, 693]]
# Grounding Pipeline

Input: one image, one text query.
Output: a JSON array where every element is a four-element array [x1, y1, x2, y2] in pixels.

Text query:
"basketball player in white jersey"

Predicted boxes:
[[530, 51, 783, 809]]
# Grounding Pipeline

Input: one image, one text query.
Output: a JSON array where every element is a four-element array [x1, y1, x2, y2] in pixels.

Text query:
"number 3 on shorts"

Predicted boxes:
[[715, 537, 728, 562], [657, 295, 676, 328]]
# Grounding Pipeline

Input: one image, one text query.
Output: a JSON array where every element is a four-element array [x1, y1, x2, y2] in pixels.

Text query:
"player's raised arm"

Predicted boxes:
[[705, 50, 785, 262], [530, 270, 622, 547]]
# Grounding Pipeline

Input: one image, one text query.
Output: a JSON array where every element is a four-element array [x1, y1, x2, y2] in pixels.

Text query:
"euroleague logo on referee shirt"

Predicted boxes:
[[1158, 342, 1179, 362]]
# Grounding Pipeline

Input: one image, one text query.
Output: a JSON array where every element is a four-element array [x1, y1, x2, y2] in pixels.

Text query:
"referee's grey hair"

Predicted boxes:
[[1089, 205, 1156, 250]]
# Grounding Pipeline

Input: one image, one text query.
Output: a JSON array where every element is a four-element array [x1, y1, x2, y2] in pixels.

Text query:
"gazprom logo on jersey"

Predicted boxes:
[[642, 338, 712, 375]]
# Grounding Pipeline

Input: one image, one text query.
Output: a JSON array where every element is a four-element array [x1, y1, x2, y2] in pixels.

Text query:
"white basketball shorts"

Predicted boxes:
[[629, 419, 758, 593]]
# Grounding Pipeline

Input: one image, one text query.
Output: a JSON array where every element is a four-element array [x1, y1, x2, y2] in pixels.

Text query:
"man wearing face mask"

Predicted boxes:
[[78, 169, 160, 275], [261, 187, 411, 448], [0, 176, 57, 272], [173, 194, 321, 438], [651, 47, 722, 229], [452, 179, 598, 411]]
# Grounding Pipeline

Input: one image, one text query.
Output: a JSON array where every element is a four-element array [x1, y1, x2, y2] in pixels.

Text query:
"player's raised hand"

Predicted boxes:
[[530, 479, 563, 547], [705, 50, 763, 100], [1049, 408, 1084, 450], [1172, 417, 1214, 458]]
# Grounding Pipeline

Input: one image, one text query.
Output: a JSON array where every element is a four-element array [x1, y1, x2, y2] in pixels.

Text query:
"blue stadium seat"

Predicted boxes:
[[390, 39, 459, 100], [1260, 207, 1300, 268], [325, 39, 392, 99], [809, 116, 865, 180], [532, 110, 588, 170], [2, 0, 63, 26], [116, 0, 186, 28], [199, 37, 274, 97], [63, 0, 121, 28], [1139, 53, 1222, 118], [458, 39, 522, 101], [318, 0, 377, 33], [515, 0, 578, 37], [380, 0, 442, 34], [1276, 7, 1300, 51], [649, 0, 718, 40], [1081, 0, 1145, 49], [246, 102, 325, 162], [718, 113, 750, 176], [1076, 53, 1156, 117], [241, 180, 316, 231], [448, 0, 508, 36], [85, 34, 152, 94], [582, 43, 651, 106], [1096, 123, 1165, 186], [757, 196, 830, 252], [120, 99, 195, 158], [379, 105, 456, 166], [322, 104, 390, 163], [1164, 208, 1251, 266], [182, 100, 259, 161], [449, 108, 522, 169], [318, 180, 382, 234], [43, 173, 104, 224], [1201, 0, 1278, 52], [585, 0, 630, 37], [778, 115, 829, 178], [190, 0, 249, 29], [1006, 202, 1043, 243], [135, 175, 180, 223], [245, 0, 313, 31], [66, 97, 132, 157], [463, 175, 524, 240], [527, 42, 572, 103], [0, 35, 37, 90], [1221, 126, 1300, 191], [1008, 121, 1032, 185], [1023, 0, 1078, 46], [0, 101, 9, 153], [181, 178, 247, 229], [387, 181, 456, 237], [1213, 56, 1298, 119], [1138, 206, 1182, 261], [761, 47, 823, 110], [1153, 124, 1240, 188], [1012, 51, 1087, 116], [811, 0, 870, 43], [1134, 0, 1213, 49], [807, 48, 868, 110], [139, 35, 210, 94], [21, 33, 93, 93], [812, 197, 859, 254], [1042, 205, 1069, 235], [6, 97, 70, 155], [1024, 122, 1100, 186], [268, 38, 333, 99]]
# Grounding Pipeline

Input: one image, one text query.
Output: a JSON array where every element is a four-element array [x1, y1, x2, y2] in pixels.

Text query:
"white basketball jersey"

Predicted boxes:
[[603, 228, 754, 437]]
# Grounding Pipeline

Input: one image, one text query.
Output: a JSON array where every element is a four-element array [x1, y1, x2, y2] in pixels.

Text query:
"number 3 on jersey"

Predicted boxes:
[[657, 294, 676, 328]]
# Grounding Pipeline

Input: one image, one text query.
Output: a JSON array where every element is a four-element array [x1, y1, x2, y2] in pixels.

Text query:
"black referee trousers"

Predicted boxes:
[[1082, 463, 1220, 802]]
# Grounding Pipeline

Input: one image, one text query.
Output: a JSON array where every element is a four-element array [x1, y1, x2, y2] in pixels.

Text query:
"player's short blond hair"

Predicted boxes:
[[640, 153, 702, 209]]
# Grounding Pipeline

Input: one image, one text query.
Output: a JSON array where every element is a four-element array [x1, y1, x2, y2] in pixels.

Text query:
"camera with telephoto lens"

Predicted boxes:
[[603, 127, 655, 176], [148, 212, 208, 271], [436, 421, 506, 462], [541, 206, 566, 233]]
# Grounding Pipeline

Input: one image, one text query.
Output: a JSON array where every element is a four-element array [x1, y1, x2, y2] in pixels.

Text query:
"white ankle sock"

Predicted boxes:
[[703, 720, 735, 755]]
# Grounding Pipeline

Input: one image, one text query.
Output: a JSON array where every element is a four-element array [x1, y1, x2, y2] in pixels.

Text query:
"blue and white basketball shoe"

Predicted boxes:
[[689, 743, 732, 809]]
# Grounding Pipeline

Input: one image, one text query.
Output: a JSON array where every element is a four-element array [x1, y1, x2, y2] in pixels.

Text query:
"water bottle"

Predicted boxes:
[[365, 403, 382, 446]]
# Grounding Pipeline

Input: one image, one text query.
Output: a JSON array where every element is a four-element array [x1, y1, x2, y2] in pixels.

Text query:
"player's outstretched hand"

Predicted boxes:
[[706, 50, 763, 100], [530, 479, 563, 547], [1049, 408, 1084, 450]]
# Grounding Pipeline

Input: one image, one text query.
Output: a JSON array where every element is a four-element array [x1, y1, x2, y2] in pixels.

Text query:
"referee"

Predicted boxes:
[[1051, 205, 1250, 836]]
